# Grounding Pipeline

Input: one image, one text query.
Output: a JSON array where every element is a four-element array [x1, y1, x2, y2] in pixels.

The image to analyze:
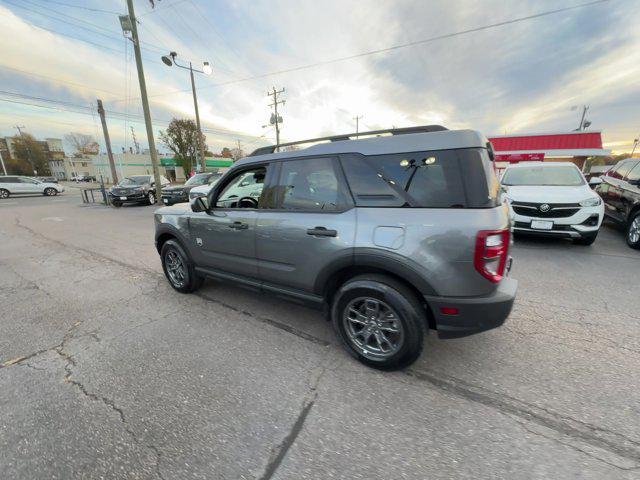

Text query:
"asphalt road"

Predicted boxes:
[[1, 190, 639, 479]]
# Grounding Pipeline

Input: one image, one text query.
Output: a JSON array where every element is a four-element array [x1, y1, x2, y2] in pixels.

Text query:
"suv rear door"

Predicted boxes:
[[256, 156, 356, 297], [189, 164, 270, 281]]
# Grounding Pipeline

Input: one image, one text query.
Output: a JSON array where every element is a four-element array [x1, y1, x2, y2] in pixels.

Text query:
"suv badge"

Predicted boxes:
[[196, 237, 203, 246], [539, 204, 550, 212]]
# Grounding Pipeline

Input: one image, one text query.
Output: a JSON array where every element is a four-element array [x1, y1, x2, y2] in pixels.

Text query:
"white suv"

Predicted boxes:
[[0, 175, 65, 198], [501, 162, 604, 245]]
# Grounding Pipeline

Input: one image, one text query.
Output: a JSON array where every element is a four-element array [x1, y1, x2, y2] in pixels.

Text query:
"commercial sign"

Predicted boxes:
[[494, 153, 545, 163]]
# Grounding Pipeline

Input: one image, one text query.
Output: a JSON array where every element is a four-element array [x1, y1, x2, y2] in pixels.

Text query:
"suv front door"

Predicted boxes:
[[256, 156, 356, 296], [189, 165, 269, 281]]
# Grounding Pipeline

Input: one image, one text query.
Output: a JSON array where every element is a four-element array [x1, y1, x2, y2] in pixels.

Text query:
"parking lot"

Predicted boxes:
[[1, 190, 640, 479]]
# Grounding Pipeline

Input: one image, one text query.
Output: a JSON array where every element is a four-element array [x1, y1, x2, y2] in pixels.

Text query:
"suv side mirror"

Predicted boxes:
[[589, 177, 603, 188], [191, 195, 209, 212]]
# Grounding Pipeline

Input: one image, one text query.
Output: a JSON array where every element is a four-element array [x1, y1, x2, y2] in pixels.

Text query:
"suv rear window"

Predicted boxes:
[[609, 160, 637, 180], [340, 148, 498, 208]]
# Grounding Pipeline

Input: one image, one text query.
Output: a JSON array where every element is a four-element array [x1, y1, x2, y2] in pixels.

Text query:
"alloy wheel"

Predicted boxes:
[[629, 217, 640, 244], [342, 297, 404, 360], [148, 191, 155, 204], [0, 189, 8, 199], [165, 250, 186, 287]]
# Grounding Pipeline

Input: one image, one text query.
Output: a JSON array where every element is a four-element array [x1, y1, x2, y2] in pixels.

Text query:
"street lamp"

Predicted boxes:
[[161, 51, 211, 173]]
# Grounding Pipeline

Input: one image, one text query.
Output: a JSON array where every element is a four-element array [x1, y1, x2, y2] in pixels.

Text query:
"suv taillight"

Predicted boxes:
[[474, 230, 510, 283]]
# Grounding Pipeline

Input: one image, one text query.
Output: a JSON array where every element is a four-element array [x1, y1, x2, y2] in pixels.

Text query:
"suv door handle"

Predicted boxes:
[[307, 227, 337, 237], [229, 221, 248, 230]]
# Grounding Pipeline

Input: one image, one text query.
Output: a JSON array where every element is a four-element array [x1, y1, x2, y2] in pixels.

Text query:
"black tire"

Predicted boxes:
[[160, 239, 203, 293], [573, 232, 598, 246], [0, 188, 9, 199], [44, 187, 57, 196], [331, 274, 425, 370], [111, 201, 122, 208], [626, 211, 640, 249], [148, 190, 156, 205]]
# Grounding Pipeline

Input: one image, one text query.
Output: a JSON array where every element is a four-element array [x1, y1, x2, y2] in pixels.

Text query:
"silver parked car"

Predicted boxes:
[[154, 126, 517, 369], [0, 175, 65, 198]]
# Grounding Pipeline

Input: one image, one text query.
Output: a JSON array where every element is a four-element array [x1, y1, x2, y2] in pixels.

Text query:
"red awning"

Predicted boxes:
[[488, 132, 603, 151]]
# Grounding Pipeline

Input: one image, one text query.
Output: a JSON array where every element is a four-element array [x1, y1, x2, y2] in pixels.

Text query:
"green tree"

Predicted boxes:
[[11, 134, 50, 175], [159, 119, 207, 176]]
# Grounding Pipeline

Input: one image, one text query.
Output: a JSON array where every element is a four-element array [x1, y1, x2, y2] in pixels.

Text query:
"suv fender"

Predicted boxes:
[[314, 249, 439, 298]]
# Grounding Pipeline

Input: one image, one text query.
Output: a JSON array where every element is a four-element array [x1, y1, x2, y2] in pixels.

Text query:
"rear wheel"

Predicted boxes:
[[44, 187, 57, 196], [331, 274, 425, 370], [627, 212, 640, 249], [148, 190, 156, 205], [160, 239, 203, 293], [0, 189, 9, 199]]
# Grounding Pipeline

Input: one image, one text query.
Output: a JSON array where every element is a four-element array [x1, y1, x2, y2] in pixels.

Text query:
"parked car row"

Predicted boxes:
[[500, 159, 640, 249], [161, 172, 222, 206], [0, 175, 65, 198]]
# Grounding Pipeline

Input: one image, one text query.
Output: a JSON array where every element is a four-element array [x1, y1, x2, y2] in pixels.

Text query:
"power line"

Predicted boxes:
[[138, 0, 609, 100], [26, 0, 121, 15]]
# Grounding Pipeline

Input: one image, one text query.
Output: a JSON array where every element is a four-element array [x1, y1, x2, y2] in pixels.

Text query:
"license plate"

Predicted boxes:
[[163, 199, 169, 204], [120, 196, 127, 201], [531, 220, 553, 230]]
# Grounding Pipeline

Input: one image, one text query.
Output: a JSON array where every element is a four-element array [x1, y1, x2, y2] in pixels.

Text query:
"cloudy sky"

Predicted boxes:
[[0, 0, 638, 156]]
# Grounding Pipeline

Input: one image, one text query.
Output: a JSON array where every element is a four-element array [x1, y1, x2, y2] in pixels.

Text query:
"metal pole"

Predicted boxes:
[[189, 62, 206, 173], [273, 88, 281, 148], [578, 105, 588, 131], [97, 99, 118, 185], [0, 150, 6, 175], [126, 0, 162, 204], [631, 139, 639, 158]]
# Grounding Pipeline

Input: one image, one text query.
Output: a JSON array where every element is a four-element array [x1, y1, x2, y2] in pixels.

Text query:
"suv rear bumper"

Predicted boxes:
[[424, 277, 517, 339]]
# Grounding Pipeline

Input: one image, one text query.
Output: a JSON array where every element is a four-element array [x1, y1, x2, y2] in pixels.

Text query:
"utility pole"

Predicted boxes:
[[130, 126, 140, 154], [14, 125, 36, 174], [189, 63, 207, 172], [577, 105, 589, 131], [122, 0, 162, 203], [0, 150, 6, 175], [96, 99, 118, 184], [631, 134, 639, 157], [353, 115, 363, 138], [268, 87, 285, 149]]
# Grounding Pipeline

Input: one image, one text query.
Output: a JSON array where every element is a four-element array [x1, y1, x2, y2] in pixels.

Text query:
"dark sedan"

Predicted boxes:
[[594, 158, 640, 248], [161, 172, 222, 206]]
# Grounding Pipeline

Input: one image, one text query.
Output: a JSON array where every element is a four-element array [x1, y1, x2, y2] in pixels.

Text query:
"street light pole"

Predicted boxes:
[[631, 135, 639, 157], [161, 52, 211, 174], [123, 0, 163, 204], [0, 150, 6, 175]]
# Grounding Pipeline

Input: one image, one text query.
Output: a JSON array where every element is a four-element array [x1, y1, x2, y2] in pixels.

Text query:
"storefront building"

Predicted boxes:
[[488, 131, 611, 175]]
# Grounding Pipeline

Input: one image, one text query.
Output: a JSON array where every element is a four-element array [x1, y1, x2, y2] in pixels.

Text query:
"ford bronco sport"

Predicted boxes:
[[154, 126, 517, 369]]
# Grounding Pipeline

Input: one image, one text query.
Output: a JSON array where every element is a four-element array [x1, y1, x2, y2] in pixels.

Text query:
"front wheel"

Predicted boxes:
[[331, 274, 425, 370], [147, 190, 156, 205], [161, 239, 203, 293], [627, 212, 640, 249], [44, 187, 57, 196], [111, 200, 122, 208], [0, 188, 9, 199]]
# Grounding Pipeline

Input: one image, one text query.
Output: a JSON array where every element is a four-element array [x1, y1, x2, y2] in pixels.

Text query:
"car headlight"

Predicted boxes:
[[579, 197, 601, 207]]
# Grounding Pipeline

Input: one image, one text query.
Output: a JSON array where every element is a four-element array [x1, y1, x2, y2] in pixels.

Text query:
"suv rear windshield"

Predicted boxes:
[[340, 148, 499, 208]]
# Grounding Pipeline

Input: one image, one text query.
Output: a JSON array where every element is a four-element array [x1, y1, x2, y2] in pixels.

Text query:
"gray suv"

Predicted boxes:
[[154, 126, 517, 369]]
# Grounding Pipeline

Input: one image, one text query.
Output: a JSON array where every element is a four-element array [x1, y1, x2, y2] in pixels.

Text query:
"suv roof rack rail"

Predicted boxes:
[[248, 124, 448, 157]]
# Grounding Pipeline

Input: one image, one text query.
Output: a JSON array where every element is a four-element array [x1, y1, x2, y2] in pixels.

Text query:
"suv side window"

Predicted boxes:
[[340, 150, 467, 208], [274, 157, 348, 211], [609, 160, 636, 180], [626, 162, 640, 183], [215, 167, 266, 209]]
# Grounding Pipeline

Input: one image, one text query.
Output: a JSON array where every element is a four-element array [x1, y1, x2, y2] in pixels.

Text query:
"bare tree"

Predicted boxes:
[[64, 132, 99, 157]]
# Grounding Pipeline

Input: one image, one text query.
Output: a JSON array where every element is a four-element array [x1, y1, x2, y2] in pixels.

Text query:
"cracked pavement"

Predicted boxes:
[[1, 192, 640, 479]]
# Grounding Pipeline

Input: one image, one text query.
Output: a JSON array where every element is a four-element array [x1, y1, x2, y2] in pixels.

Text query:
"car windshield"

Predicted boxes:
[[502, 166, 584, 186], [119, 176, 150, 186], [185, 174, 213, 186]]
